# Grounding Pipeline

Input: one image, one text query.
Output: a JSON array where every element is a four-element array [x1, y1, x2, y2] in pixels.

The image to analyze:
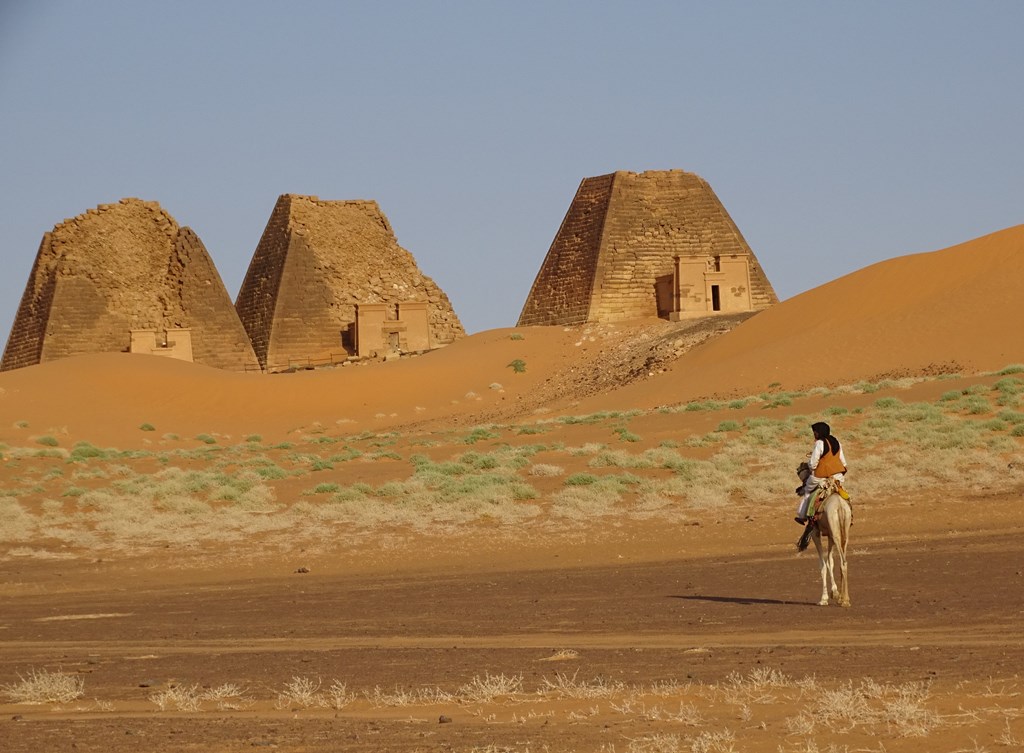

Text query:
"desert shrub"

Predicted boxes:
[[589, 449, 655, 469], [34, 436, 59, 447], [962, 395, 991, 414], [686, 431, 727, 447], [69, 442, 108, 461], [245, 434, 262, 443], [308, 436, 340, 445], [252, 463, 289, 479], [614, 427, 641, 442], [2, 668, 85, 704], [517, 425, 547, 435], [150, 684, 203, 712], [139, 423, 155, 431], [507, 359, 527, 373], [683, 400, 724, 412], [728, 399, 752, 409], [565, 473, 599, 486], [528, 463, 564, 477], [762, 394, 793, 409], [997, 409, 1024, 424], [716, 421, 740, 432], [195, 434, 217, 445], [558, 411, 618, 425], [458, 672, 523, 703], [509, 333, 524, 341], [874, 397, 903, 409], [331, 486, 371, 502], [462, 426, 500, 444], [550, 484, 621, 519], [460, 451, 500, 470], [996, 364, 1024, 375], [993, 376, 1024, 393], [311, 483, 341, 494]]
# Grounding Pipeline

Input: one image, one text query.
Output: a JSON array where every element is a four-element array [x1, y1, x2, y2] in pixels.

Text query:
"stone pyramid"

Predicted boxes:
[[235, 195, 464, 371], [1, 198, 260, 372], [518, 170, 778, 326]]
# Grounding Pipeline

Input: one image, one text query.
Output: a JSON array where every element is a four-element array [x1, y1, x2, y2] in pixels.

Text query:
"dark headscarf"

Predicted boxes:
[[811, 421, 841, 456]]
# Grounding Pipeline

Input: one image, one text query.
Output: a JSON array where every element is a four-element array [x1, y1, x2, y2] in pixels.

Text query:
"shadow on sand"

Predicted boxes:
[[671, 594, 808, 606]]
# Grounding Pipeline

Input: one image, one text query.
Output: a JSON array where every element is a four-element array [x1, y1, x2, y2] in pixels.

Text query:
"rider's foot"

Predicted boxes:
[[794, 516, 807, 525]]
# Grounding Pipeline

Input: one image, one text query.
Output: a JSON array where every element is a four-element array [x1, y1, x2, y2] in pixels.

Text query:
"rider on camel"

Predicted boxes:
[[795, 421, 847, 525]]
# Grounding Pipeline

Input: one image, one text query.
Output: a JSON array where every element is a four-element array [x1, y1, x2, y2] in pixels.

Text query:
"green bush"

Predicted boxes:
[[139, 423, 155, 432], [614, 427, 641, 442], [69, 442, 107, 461], [508, 359, 527, 373], [253, 464, 289, 479], [996, 364, 1024, 375], [874, 397, 903, 409], [35, 436, 59, 447], [517, 426, 546, 435], [565, 473, 599, 486], [195, 434, 217, 445], [463, 427, 500, 445]]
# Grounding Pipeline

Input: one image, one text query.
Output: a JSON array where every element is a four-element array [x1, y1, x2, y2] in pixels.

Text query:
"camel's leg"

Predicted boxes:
[[828, 501, 852, 607], [812, 531, 829, 606], [827, 545, 839, 601]]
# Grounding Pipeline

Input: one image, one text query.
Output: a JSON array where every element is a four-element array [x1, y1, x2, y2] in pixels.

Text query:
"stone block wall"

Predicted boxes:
[[236, 195, 464, 371], [1, 199, 260, 372], [517, 170, 778, 326], [517, 173, 614, 326]]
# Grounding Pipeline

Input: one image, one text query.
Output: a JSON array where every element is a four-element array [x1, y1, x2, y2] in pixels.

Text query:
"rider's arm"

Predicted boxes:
[[807, 440, 824, 472]]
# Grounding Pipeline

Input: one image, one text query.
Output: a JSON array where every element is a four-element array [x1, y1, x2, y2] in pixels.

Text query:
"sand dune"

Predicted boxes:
[[580, 224, 1024, 412], [1, 225, 1022, 444]]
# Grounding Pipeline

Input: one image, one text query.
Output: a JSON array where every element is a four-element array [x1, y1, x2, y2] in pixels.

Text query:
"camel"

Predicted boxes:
[[809, 492, 852, 607]]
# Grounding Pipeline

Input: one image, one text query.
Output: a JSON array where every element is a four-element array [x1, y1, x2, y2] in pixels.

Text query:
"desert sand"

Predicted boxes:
[[1, 228, 1023, 752]]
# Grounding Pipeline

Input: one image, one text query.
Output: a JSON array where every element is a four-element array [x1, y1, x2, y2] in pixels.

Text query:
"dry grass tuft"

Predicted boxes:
[[458, 672, 524, 703], [2, 667, 85, 704], [274, 676, 328, 709], [150, 684, 203, 712], [542, 670, 624, 699]]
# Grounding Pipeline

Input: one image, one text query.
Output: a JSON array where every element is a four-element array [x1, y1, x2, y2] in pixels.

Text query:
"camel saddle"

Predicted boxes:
[[807, 479, 853, 536]]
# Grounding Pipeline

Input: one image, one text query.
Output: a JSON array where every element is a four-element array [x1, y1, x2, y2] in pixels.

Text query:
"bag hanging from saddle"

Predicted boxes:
[[808, 479, 852, 520]]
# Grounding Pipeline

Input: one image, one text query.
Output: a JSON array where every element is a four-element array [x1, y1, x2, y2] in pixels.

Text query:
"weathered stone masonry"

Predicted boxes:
[[235, 195, 464, 371], [1, 199, 260, 372], [518, 170, 778, 326]]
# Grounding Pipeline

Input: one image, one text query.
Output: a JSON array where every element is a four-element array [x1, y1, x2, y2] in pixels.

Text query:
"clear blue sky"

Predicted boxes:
[[2, 1, 1022, 337]]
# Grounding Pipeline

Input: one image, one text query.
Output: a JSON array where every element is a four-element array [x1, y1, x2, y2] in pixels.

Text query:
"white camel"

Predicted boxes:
[[809, 492, 852, 607]]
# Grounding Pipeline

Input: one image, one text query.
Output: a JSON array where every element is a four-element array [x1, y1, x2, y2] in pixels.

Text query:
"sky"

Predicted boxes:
[[1, 1, 1022, 340]]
